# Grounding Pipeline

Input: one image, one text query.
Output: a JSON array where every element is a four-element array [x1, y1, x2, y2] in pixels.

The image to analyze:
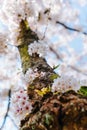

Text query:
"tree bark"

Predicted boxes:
[[17, 20, 87, 130]]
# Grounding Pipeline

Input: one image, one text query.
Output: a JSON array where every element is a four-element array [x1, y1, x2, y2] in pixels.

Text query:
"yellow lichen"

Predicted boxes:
[[35, 87, 51, 97]]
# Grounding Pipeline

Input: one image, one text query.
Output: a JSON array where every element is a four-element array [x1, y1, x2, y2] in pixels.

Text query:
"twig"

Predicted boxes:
[[49, 46, 63, 62], [0, 89, 11, 130], [8, 115, 18, 129], [69, 65, 87, 76], [49, 46, 87, 76], [56, 21, 87, 35]]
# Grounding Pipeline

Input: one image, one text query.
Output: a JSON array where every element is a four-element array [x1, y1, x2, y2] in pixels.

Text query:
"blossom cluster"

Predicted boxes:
[[24, 68, 45, 84], [10, 88, 32, 120], [52, 75, 80, 93], [0, 32, 8, 54], [80, 79, 87, 86], [0, 0, 37, 45], [28, 41, 49, 58]]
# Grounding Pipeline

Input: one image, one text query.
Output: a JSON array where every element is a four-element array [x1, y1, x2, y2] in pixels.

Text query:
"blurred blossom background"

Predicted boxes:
[[0, 0, 87, 129]]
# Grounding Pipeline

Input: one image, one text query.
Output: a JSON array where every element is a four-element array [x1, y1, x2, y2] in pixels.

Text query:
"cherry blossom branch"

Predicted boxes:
[[49, 46, 63, 62], [56, 21, 87, 35], [0, 89, 11, 130], [69, 65, 87, 76], [49, 46, 87, 76]]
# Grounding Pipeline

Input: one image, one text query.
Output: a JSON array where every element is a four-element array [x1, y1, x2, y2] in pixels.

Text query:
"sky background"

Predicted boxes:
[[0, 0, 87, 130]]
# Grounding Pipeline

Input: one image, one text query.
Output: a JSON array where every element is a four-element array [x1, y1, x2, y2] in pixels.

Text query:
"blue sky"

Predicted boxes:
[[0, 1, 87, 130]]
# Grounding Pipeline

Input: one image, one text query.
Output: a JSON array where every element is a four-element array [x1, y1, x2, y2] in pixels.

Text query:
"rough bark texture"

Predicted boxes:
[[20, 91, 87, 130], [18, 20, 57, 102], [18, 20, 87, 130]]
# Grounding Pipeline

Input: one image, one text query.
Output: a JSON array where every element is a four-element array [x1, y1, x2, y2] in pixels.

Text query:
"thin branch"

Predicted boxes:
[[49, 46, 63, 62], [69, 65, 87, 76], [8, 115, 18, 129], [41, 9, 50, 40], [56, 21, 87, 35], [41, 25, 48, 40], [49, 46, 87, 76], [0, 89, 11, 130]]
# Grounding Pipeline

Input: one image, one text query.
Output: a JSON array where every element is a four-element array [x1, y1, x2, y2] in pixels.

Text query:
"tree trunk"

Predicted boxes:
[[18, 20, 87, 130]]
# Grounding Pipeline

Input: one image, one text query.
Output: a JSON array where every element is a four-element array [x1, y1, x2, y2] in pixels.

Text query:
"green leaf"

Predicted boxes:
[[31, 125, 35, 130], [44, 113, 53, 126], [29, 85, 35, 89], [78, 86, 87, 96], [53, 64, 60, 70], [49, 74, 58, 81]]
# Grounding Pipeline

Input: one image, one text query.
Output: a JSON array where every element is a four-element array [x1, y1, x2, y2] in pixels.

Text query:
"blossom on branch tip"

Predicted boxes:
[[80, 79, 87, 86], [28, 40, 49, 58], [52, 75, 80, 93], [10, 88, 32, 120], [24, 68, 39, 84], [24, 68, 46, 84]]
